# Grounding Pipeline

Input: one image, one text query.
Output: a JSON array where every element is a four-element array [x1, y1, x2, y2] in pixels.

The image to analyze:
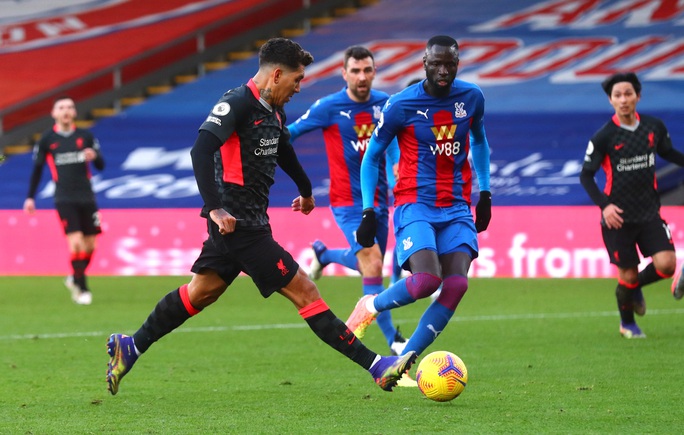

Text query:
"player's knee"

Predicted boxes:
[[188, 275, 227, 308], [650, 250, 677, 278], [657, 264, 676, 278], [359, 256, 383, 277], [436, 275, 468, 311], [406, 272, 442, 300]]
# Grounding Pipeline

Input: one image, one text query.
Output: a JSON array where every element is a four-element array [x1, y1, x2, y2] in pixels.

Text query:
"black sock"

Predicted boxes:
[[615, 284, 635, 324], [300, 300, 377, 370], [637, 263, 662, 287], [71, 257, 88, 291], [133, 286, 199, 353]]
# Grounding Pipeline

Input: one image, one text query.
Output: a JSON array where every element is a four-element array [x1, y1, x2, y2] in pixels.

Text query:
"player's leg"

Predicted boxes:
[[353, 207, 403, 349], [280, 268, 416, 391], [615, 266, 646, 338], [106, 237, 237, 395], [56, 203, 88, 301], [401, 249, 472, 357], [346, 215, 442, 338], [602, 224, 645, 338], [636, 218, 676, 300], [76, 205, 101, 300], [308, 240, 357, 280], [356, 245, 403, 348], [64, 231, 88, 300]]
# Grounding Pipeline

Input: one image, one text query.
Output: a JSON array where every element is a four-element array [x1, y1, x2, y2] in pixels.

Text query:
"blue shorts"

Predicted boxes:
[[393, 202, 478, 268], [331, 205, 389, 256]]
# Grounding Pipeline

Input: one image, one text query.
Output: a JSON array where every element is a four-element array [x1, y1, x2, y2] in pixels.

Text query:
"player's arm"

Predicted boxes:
[[357, 107, 396, 247], [286, 99, 328, 142], [278, 128, 313, 205], [470, 95, 492, 232], [654, 123, 684, 166], [190, 130, 223, 217], [24, 138, 48, 214], [579, 139, 610, 209], [385, 137, 400, 189], [90, 137, 105, 171]]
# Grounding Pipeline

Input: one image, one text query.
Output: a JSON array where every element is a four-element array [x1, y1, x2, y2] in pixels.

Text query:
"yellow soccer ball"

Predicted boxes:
[[416, 351, 468, 402]]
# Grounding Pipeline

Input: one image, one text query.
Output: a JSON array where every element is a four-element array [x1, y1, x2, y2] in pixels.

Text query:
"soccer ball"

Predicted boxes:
[[416, 351, 468, 402]]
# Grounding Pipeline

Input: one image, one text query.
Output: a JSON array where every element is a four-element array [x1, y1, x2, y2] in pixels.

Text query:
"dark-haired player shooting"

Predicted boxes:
[[105, 38, 416, 396]]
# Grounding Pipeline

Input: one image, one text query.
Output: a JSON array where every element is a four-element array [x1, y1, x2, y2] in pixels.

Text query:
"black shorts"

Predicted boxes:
[[191, 222, 299, 298], [55, 202, 102, 235], [601, 217, 674, 268]]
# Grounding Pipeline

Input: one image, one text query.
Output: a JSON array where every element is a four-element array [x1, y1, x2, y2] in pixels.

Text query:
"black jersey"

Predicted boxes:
[[198, 80, 294, 227], [28, 126, 104, 204], [582, 113, 674, 223]]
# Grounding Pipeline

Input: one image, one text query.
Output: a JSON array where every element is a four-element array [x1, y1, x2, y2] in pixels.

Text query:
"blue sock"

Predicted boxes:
[[364, 277, 397, 346], [403, 301, 454, 356], [374, 278, 415, 311], [320, 248, 358, 271]]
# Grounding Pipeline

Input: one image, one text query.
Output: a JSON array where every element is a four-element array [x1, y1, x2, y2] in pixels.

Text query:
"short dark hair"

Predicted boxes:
[[343, 45, 374, 68], [258, 37, 314, 70], [601, 72, 641, 96], [53, 95, 74, 104], [426, 35, 458, 51]]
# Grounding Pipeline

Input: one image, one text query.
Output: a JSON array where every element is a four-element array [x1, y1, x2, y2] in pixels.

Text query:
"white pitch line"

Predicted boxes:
[[2, 308, 683, 342]]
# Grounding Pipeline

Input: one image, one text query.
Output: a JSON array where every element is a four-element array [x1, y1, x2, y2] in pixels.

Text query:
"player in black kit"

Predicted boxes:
[[580, 72, 684, 338], [24, 96, 104, 305], [105, 38, 416, 395]]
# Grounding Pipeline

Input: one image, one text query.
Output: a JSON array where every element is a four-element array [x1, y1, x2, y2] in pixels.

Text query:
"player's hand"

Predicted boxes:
[[293, 196, 315, 215], [209, 208, 238, 235], [23, 198, 36, 215], [356, 208, 377, 247], [602, 203, 624, 229], [83, 148, 97, 161], [475, 191, 491, 233]]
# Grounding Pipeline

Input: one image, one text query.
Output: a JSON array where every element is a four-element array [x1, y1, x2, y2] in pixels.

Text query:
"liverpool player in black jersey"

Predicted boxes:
[[580, 72, 684, 338], [105, 38, 416, 396], [23, 96, 104, 305]]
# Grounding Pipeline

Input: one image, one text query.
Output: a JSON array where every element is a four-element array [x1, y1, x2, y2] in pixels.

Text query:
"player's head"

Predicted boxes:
[[602, 72, 641, 117], [256, 38, 314, 107], [342, 45, 376, 102], [51, 96, 77, 127], [601, 72, 641, 97], [423, 35, 459, 97]]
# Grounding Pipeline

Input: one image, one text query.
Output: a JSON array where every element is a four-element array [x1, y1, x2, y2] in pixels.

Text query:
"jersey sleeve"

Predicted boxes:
[[287, 99, 329, 141], [469, 89, 490, 192], [651, 118, 684, 165], [26, 136, 49, 199], [199, 95, 238, 142], [579, 131, 610, 208], [360, 99, 401, 209]]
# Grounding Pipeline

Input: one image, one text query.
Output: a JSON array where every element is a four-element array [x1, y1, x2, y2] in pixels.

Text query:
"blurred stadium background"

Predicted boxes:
[[1, 0, 683, 278]]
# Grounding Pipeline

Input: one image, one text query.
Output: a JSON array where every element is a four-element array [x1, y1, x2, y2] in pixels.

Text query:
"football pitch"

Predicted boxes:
[[1, 276, 682, 434]]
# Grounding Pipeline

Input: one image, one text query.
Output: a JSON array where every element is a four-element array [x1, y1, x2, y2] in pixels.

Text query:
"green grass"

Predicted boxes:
[[1, 276, 683, 434]]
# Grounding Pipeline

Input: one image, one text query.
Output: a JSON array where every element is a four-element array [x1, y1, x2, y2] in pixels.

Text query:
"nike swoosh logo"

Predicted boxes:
[[254, 119, 264, 125], [615, 143, 624, 150]]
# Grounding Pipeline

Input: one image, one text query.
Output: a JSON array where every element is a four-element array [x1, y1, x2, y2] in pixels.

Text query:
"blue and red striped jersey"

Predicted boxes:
[[362, 79, 489, 209], [288, 88, 389, 208]]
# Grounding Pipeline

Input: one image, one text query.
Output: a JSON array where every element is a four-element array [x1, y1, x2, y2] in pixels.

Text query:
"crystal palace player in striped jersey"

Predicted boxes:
[[23, 96, 105, 305], [287, 46, 406, 356], [346, 35, 492, 358], [105, 38, 416, 396], [580, 72, 684, 339]]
